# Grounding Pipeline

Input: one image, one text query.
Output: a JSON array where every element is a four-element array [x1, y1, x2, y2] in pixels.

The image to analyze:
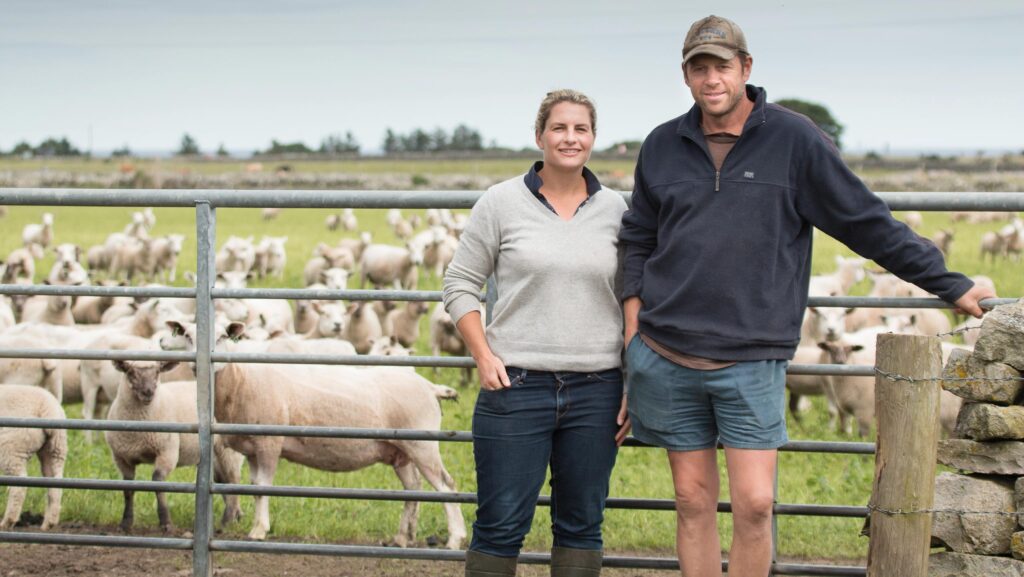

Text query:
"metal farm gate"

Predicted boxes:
[[0, 187, 1022, 576]]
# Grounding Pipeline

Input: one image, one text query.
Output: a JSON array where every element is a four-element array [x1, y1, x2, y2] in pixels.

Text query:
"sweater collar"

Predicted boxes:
[[524, 160, 602, 197], [676, 84, 767, 140]]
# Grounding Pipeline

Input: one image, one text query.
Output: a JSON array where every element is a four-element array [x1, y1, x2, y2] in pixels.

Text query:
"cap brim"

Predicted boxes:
[[683, 44, 737, 63]]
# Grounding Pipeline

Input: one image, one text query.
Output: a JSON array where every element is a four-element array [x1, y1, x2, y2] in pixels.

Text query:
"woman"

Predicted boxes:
[[443, 89, 629, 577]]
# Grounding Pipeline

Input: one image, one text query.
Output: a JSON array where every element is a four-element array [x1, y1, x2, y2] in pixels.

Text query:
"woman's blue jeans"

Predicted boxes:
[[469, 367, 623, 557]]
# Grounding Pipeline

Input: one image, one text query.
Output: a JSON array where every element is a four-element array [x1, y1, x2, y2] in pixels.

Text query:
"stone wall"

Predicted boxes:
[[932, 300, 1024, 576]]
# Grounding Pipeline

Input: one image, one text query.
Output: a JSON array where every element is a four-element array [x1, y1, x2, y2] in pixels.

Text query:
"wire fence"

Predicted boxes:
[[1, 188, 1023, 576]]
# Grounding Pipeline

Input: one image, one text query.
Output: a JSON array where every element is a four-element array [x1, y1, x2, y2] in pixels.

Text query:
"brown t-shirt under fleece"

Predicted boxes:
[[639, 130, 739, 371]]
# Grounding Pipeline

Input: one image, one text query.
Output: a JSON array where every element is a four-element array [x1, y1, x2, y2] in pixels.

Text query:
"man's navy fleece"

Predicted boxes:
[[619, 85, 973, 362]]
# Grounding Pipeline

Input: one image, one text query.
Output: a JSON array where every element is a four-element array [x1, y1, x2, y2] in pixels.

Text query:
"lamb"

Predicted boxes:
[[980, 231, 1005, 261], [215, 236, 257, 274], [340, 208, 357, 231], [902, 211, 923, 230], [429, 303, 478, 386], [20, 293, 75, 326], [253, 236, 287, 280], [161, 320, 465, 547], [800, 306, 848, 345], [22, 213, 54, 256], [0, 297, 15, 332], [344, 302, 383, 354], [325, 214, 341, 231], [2, 247, 35, 283], [410, 227, 458, 278], [303, 244, 355, 285], [146, 234, 185, 282], [337, 231, 372, 262], [0, 335, 64, 402], [382, 301, 430, 347], [302, 302, 349, 340], [930, 229, 954, 258], [106, 360, 243, 532], [368, 335, 412, 357], [786, 340, 861, 425], [79, 334, 159, 443], [359, 243, 423, 290], [109, 236, 152, 281], [393, 217, 414, 240], [0, 385, 67, 531], [47, 244, 89, 285], [261, 207, 282, 221]]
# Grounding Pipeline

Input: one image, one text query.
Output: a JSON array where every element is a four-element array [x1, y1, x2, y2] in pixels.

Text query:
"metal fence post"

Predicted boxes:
[[192, 201, 217, 577]]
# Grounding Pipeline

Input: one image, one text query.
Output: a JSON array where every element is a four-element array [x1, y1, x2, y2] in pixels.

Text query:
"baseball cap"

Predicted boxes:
[[682, 15, 748, 64]]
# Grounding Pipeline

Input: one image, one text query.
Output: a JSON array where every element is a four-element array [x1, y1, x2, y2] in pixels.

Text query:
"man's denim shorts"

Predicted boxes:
[[625, 335, 788, 452]]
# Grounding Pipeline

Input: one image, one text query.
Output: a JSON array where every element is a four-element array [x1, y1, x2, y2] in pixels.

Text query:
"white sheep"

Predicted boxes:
[[343, 302, 383, 354], [0, 297, 15, 332], [429, 303, 478, 385], [254, 236, 288, 280], [261, 207, 282, 221], [0, 385, 67, 531], [0, 334, 64, 402], [382, 301, 430, 347], [2, 247, 36, 284], [22, 213, 54, 256], [303, 244, 355, 286], [325, 214, 341, 231], [902, 211, 923, 230], [367, 335, 412, 358], [359, 243, 423, 290], [79, 333, 158, 443], [341, 208, 357, 231], [109, 236, 152, 281], [20, 293, 75, 326], [161, 320, 465, 547], [786, 340, 860, 425], [303, 302, 349, 340], [337, 231, 372, 262], [215, 236, 256, 274], [146, 234, 185, 282], [107, 360, 243, 532], [980, 231, 1005, 261], [393, 217, 414, 240], [930, 229, 954, 258]]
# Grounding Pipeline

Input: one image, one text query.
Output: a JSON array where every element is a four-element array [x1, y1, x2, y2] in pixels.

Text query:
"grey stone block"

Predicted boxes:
[[929, 552, 1024, 576], [938, 439, 1024, 475], [932, 472, 1015, 555]]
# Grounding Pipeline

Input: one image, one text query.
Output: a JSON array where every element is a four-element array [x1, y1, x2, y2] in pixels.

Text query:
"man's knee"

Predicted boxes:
[[673, 480, 718, 519], [731, 489, 774, 528]]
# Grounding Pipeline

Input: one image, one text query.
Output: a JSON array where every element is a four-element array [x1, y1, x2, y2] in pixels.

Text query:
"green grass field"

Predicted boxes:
[[1, 163, 1022, 562]]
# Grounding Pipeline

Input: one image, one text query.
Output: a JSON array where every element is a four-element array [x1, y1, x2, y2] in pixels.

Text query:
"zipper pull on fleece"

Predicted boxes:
[[715, 171, 720, 192]]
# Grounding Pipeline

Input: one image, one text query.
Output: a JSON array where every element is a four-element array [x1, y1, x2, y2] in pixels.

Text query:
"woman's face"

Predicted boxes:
[[535, 102, 594, 172]]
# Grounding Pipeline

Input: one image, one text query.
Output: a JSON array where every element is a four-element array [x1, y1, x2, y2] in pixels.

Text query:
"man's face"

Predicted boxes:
[[683, 54, 752, 120]]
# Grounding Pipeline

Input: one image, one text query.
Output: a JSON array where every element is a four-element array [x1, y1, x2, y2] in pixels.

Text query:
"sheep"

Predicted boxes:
[[261, 207, 282, 221], [337, 231, 372, 262], [109, 236, 152, 281], [123, 211, 150, 239], [47, 245, 89, 286], [930, 229, 954, 258], [429, 303, 477, 386], [359, 243, 423, 290], [22, 213, 54, 256], [393, 217, 414, 240], [386, 208, 403, 227], [1003, 222, 1023, 260], [253, 236, 288, 280], [303, 244, 355, 286], [786, 341, 861, 425], [368, 335, 412, 357], [303, 302, 349, 340], [800, 306, 849, 346], [146, 234, 185, 282], [106, 360, 243, 532], [344, 302, 383, 354], [341, 208, 357, 231], [20, 293, 75, 326], [161, 320, 466, 547], [215, 236, 256, 274], [902, 211, 923, 230], [2, 247, 35, 284], [0, 297, 15, 332], [0, 385, 67, 531], [78, 333, 158, 443], [382, 301, 430, 347], [0, 335, 63, 402], [325, 214, 341, 230], [410, 227, 457, 278], [425, 208, 442, 227]]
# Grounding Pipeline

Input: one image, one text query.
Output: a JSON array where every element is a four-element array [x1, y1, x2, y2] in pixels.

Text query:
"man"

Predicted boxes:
[[616, 14, 994, 577]]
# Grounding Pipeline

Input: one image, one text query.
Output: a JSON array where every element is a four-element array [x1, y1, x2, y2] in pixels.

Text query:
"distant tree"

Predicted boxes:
[[10, 141, 33, 157], [382, 128, 399, 154], [430, 128, 449, 152], [34, 137, 81, 157], [450, 124, 483, 151], [604, 140, 642, 154], [864, 150, 882, 161], [774, 98, 844, 149], [261, 139, 313, 155], [216, 143, 230, 157], [319, 132, 360, 154], [177, 133, 200, 156], [111, 144, 133, 158], [406, 129, 431, 152]]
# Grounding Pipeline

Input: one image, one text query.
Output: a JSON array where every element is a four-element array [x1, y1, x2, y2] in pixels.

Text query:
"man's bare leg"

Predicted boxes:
[[668, 448, 722, 577], [723, 448, 777, 577]]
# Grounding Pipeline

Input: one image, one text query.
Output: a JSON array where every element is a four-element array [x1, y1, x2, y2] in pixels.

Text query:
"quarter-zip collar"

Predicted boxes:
[[676, 85, 767, 191]]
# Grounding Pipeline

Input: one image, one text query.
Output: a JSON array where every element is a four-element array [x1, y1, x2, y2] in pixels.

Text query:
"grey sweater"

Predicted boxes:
[[443, 174, 628, 372]]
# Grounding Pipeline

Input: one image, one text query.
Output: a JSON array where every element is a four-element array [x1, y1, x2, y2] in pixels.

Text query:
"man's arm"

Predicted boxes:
[[954, 284, 998, 319]]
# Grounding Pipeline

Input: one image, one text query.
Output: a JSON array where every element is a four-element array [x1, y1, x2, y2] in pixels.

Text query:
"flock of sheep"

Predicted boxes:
[[0, 206, 475, 548], [0, 204, 1015, 547]]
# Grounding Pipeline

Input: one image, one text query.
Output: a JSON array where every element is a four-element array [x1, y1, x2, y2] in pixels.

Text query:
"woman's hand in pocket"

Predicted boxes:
[[476, 353, 511, 391]]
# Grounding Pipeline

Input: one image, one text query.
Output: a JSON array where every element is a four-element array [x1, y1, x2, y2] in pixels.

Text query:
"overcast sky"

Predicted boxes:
[[2, 0, 1022, 155]]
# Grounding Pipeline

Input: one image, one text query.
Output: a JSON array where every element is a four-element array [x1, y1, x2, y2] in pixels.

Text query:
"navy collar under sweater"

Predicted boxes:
[[523, 161, 602, 216]]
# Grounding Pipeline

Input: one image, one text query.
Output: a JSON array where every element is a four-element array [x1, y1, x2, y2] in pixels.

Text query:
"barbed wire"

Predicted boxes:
[[873, 367, 1024, 384], [934, 325, 983, 338]]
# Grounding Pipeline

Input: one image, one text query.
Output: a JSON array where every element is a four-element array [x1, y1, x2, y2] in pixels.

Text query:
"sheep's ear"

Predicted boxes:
[[346, 302, 359, 314], [184, 271, 197, 284], [268, 329, 284, 339], [908, 314, 917, 325], [166, 320, 186, 336], [258, 313, 268, 327], [845, 307, 856, 314], [817, 342, 829, 352], [42, 278, 51, 285], [226, 322, 246, 342], [112, 359, 131, 374], [312, 302, 323, 314], [159, 360, 180, 373], [852, 345, 864, 352]]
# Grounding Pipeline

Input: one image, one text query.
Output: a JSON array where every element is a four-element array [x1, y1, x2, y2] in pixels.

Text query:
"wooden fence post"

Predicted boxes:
[[867, 333, 943, 577]]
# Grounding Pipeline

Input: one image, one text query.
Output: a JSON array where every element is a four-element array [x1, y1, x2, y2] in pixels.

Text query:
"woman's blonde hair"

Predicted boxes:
[[534, 89, 597, 136]]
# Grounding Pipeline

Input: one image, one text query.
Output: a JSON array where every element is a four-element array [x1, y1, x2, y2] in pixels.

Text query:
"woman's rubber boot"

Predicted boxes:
[[465, 550, 518, 577], [550, 547, 602, 577]]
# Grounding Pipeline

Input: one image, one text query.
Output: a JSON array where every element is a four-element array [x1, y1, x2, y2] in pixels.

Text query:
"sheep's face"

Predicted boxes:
[[161, 320, 245, 375], [806, 307, 847, 343], [314, 303, 348, 338], [817, 341, 863, 365], [406, 243, 424, 266], [320, 267, 349, 290], [112, 359, 179, 405], [368, 336, 411, 357], [216, 271, 249, 290]]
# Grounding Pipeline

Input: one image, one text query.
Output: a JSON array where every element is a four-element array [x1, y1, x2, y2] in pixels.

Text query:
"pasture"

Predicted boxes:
[[1, 161, 1022, 564]]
